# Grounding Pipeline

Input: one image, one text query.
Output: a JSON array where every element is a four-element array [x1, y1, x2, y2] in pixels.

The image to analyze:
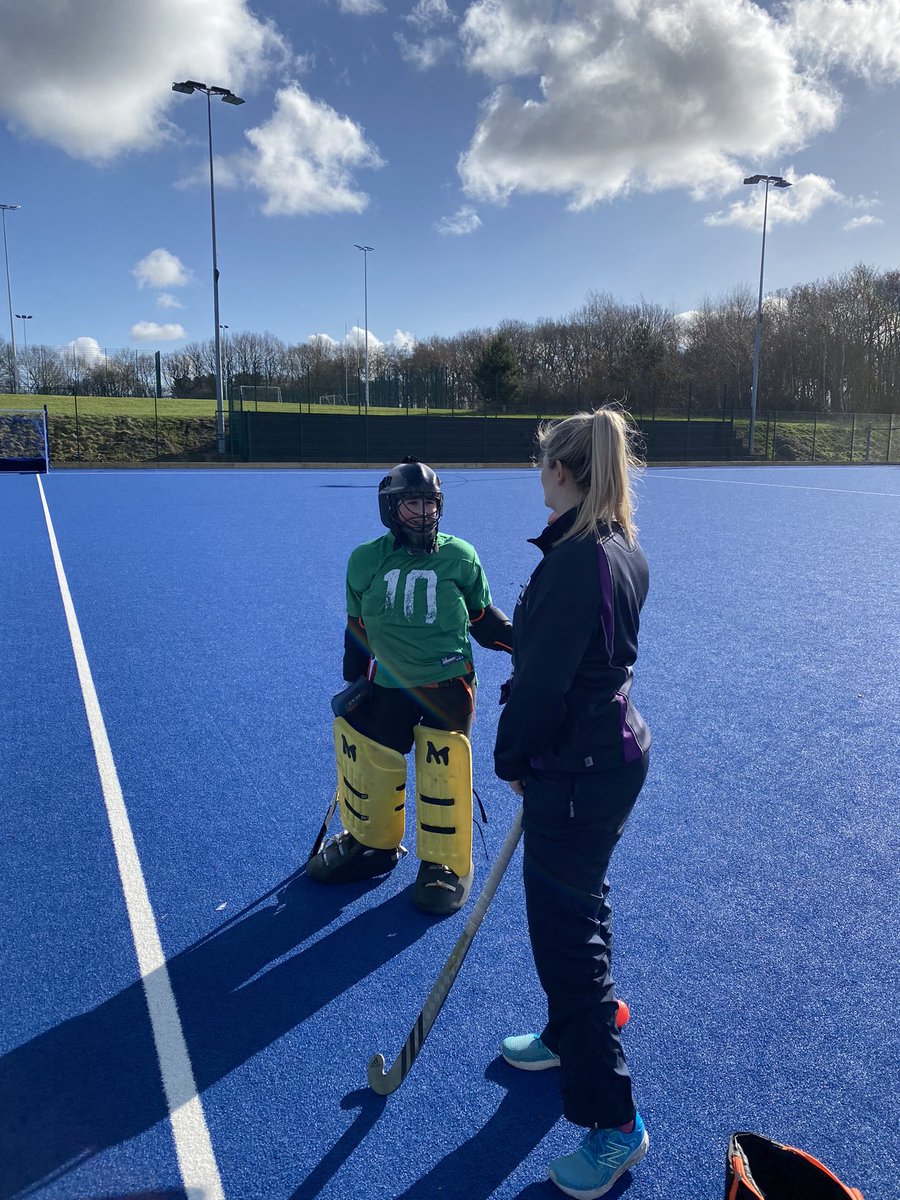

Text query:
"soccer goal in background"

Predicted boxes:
[[0, 407, 50, 472], [238, 384, 283, 408]]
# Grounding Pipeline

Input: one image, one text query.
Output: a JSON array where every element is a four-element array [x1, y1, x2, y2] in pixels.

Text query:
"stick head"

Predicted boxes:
[[367, 1052, 394, 1095]]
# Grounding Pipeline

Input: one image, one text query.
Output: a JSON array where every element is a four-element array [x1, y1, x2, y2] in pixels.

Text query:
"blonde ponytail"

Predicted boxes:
[[535, 406, 642, 544]]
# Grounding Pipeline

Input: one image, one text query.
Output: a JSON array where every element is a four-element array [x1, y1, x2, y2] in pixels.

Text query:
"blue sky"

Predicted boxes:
[[2, 0, 900, 364]]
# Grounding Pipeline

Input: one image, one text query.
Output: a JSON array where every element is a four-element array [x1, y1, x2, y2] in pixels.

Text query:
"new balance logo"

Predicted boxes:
[[342, 735, 357, 761], [426, 742, 450, 766]]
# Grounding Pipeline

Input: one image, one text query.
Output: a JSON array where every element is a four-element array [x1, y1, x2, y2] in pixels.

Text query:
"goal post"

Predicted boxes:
[[0, 407, 50, 473], [239, 384, 283, 407]]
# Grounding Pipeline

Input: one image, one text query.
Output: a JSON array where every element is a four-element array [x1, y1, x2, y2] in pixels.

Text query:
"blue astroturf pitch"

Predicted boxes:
[[1, 464, 898, 1200]]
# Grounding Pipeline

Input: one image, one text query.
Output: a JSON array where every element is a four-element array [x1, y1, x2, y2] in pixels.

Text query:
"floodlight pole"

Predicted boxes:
[[15, 313, 31, 390], [355, 245, 374, 411], [744, 174, 791, 454], [172, 80, 245, 455], [1, 203, 21, 393]]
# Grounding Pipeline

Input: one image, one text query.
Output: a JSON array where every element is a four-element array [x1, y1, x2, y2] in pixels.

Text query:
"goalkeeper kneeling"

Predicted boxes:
[[307, 457, 512, 916]]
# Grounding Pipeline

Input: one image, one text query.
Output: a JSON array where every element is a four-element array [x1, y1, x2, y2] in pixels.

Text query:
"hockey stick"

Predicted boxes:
[[367, 806, 524, 1095], [308, 787, 340, 861]]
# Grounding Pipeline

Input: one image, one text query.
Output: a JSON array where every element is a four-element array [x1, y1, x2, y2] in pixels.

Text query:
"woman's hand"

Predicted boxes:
[[508, 779, 526, 796]]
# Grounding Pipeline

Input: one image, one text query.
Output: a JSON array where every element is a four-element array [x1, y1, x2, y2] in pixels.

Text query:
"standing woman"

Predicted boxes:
[[494, 408, 652, 1199]]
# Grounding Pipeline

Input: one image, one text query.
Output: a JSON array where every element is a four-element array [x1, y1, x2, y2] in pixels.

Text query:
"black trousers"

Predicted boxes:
[[523, 753, 649, 1129], [347, 676, 476, 755]]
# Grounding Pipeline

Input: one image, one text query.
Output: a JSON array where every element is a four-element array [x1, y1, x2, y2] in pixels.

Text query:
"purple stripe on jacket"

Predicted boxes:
[[596, 541, 615, 659], [615, 693, 644, 764]]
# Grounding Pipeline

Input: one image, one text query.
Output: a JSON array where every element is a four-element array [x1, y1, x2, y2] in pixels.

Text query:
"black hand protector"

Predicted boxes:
[[468, 604, 513, 652], [343, 616, 371, 682]]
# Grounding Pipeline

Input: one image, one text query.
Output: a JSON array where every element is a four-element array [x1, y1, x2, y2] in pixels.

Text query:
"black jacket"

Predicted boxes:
[[494, 507, 651, 781]]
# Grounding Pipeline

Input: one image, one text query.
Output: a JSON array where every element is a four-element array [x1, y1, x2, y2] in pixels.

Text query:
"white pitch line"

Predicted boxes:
[[649, 471, 899, 498], [36, 475, 225, 1200]]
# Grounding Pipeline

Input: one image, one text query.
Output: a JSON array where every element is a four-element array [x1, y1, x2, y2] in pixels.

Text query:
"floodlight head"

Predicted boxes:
[[172, 81, 196, 94], [221, 92, 245, 105], [355, 244, 375, 252], [0, 202, 22, 211], [743, 175, 765, 185], [773, 178, 792, 189]]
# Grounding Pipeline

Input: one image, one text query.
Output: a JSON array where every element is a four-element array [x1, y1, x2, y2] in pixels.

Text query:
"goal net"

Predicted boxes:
[[239, 384, 283, 407], [0, 408, 50, 472]]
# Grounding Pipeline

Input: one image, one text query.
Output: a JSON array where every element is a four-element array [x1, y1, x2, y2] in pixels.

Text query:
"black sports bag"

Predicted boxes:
[[725, 1132, 863, 1200]]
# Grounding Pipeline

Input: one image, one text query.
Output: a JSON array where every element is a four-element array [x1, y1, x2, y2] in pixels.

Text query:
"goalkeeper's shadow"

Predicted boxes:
[[0, 873, 427, 1200]]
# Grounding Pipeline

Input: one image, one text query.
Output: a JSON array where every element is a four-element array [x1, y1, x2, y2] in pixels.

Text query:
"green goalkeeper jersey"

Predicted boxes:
[[346, 532, 493, 688]]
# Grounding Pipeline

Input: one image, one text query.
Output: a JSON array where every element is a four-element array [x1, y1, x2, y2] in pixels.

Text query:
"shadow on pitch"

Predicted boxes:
[[0, 872, 426, 1200], [288, 1087, 385, 1199], [345, 1058, 636, 1200], [289, 1058, 632, 1200]]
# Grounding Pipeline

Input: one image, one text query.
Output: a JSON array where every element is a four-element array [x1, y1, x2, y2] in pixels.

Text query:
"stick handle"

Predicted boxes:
[[368, 807, 524, 1094]]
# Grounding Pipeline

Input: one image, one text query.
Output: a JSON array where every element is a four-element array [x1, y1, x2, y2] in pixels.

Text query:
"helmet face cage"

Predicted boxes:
[[378, 461, 444, 552]]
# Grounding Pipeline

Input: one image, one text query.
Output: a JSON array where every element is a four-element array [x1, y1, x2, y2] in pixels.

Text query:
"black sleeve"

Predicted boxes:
[[468, 604, 513, 653], [342, 616, 371, 682], [494, 552, 598, 780]]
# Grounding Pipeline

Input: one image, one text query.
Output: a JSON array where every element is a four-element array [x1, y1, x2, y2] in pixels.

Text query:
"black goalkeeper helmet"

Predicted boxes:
[[378, 456, 444, 553]]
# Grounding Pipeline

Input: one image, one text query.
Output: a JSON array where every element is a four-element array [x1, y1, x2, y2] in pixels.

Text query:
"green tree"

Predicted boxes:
[[474, 332, 523, 408]]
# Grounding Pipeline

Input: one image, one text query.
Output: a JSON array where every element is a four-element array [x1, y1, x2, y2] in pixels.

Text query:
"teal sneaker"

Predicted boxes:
[[548, 1113, 648, 1199], [500, 1034, 561, 1071]]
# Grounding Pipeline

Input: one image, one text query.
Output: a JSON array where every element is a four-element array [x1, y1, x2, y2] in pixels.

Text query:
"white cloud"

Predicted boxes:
[[0, 0, 290, 162], [406, 0, 455, 30], [346, 325, 382, 350], [392, 329, 416, 350], [131, 321, 186, 342], [65, 336, 104, 365], [788, 0, 900, 82], [704, 171, 883, 229], [844, 214, 885, 231], [705, 172, 841, 229], [133, 249, 193, 290], [396, 0, 456, 67], [436, 204, 482, 235], [457, 0, 840, 209], [336, 0, 385, 13], [225, 84, 383, 216], [156, 293, 185, 309], [396, 33, 455, 69]]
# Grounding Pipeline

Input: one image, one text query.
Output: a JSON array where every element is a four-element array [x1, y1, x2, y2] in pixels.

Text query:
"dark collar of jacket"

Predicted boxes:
[[527, 506, 579, 556]]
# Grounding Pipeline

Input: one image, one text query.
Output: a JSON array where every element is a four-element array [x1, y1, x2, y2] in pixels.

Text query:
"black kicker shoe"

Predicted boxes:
[[307, 831, 405, 884], [413, 860, 473, 915]]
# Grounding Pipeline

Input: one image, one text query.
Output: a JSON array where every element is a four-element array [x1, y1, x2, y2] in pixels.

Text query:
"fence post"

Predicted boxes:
[[811, 412, 817, 461], [685, 381, 692, 461], [72, 386, 80, 460], [298, 397, 304, 464], [771, 411, 778, 461], [764, 412, 770, 459], [887, 413, 894, 462], [849, 412, 856, 461], [865, 424, 872, 462]]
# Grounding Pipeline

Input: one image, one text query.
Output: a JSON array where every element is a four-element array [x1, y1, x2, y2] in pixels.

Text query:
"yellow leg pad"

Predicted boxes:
[[333, 717, 407, 850], [414, 725, 473, 878]]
